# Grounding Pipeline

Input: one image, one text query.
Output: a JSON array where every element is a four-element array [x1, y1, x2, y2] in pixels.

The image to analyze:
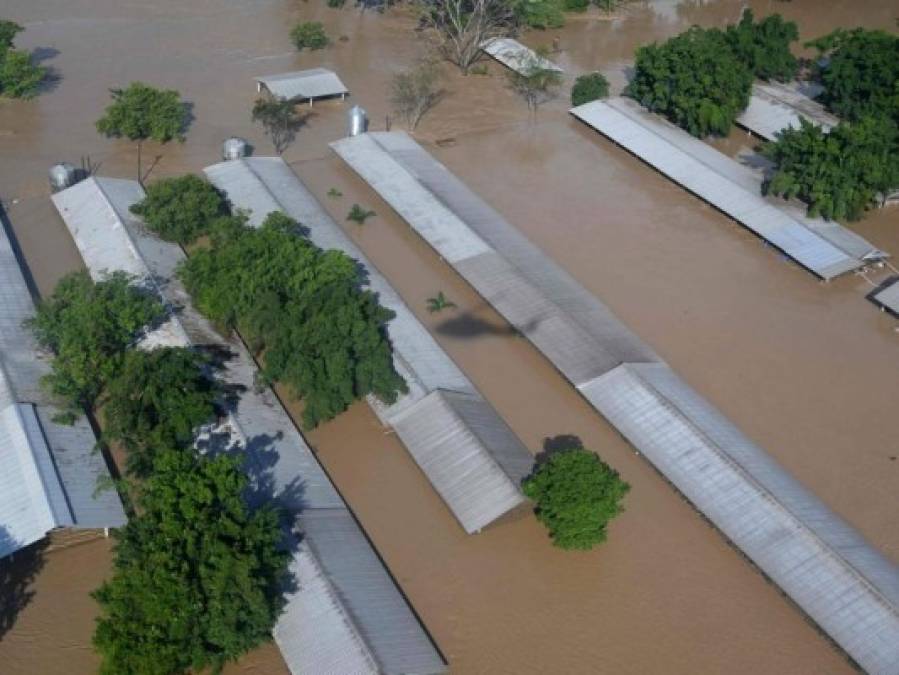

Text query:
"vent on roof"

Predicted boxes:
[[48, 163, 77, 192], [223, 137, 249, 161]]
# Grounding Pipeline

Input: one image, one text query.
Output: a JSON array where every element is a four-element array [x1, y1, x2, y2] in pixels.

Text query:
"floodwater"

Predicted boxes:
[[0, 0, 896, 673]]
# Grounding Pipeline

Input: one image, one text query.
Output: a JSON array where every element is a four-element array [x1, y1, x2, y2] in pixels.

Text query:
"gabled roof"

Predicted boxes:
[[204, 157, 534, 534], [480, 38, 563, 74], [738, 81, 839, 142], [570, 97, 887, 279], [331, 130, 899, 675], [255, 68, 348, 101]]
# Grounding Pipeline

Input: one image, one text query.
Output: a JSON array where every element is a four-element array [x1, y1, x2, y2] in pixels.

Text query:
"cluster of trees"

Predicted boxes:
[[30, 270, 289, 674], [0, 20, 46, 98], [522, 446, 630, 550], [177, 211, 407, 428], [130, 174, 228, 244], [628, 10, 798, 137], [762, 29, 898, 220]]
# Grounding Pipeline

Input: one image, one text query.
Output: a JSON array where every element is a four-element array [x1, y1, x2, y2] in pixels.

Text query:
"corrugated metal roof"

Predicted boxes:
[[738, 81, 838, 142], [204, 157, 534, 534], [873, 277, 899, 315], [255, 68, 348, 101], [0, 199, 126, 555], [480, 38, 563, 74], [52, 176, 445, 675], [331, 130, 899, 675], [570, 97, 887, 279]]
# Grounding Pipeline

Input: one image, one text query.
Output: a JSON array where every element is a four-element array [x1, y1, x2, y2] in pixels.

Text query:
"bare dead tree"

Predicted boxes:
[[390, 60, 445, 131], [418, 0, 515, 74]]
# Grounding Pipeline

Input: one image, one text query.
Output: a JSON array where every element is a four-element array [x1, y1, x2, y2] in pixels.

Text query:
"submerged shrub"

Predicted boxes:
[[570, 72, 609, 106], [290, 22, 329, 51]]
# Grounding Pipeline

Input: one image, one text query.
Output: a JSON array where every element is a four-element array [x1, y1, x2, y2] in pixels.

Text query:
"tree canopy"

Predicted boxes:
[[96, 82, 188, 143], [762, 116, 899, 221], [102, 347, 221, 477], [290, 22, 328, 51], [0, 19, 46, 99], [522, 447, 630, 550], [807, 28, 899, 124], [130, 174, 228, 245], [571, 72, 609, 107], [28, 271, 164, 411], [628, 26, 753, 137], [92, 449, 288, 675], [252, 97, 305, 155], [724, 9, 799, 82], [177, 212, 406, 428]]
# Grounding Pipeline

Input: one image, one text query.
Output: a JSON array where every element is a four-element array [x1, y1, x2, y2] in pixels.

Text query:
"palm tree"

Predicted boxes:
[[426, 291, 457, 313]]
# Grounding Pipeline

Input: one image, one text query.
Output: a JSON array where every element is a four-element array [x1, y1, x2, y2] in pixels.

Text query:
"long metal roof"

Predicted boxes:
[[872, 277, 899, 316], [570, 97, 887, 279], [738, 81, 838, 142], [51, 176, 445, 675], [480, 37, 563, 74], [255, 68, 348, 102], [331, 130, 899, 674], [0, 203, 126, 559], [204, 156, 534, 534]]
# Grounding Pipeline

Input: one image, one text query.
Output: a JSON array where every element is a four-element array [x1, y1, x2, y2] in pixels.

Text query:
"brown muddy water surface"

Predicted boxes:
[[1, 0, 896, 673]]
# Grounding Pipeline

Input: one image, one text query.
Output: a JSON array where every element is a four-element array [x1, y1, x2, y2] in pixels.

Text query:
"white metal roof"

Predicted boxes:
[[52, 176, 445, 675], [480, 38, 563, 74], [255, 68, 348, 101], [738, 81, 838, 142], [570, 97, 887, 279], [204, 157, 534, 534], [873, 277, 899, 315], [332, 130, 899, 675]]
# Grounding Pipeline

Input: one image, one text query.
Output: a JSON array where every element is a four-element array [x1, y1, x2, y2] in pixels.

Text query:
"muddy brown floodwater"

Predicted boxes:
[[0, 0, 896, 673]]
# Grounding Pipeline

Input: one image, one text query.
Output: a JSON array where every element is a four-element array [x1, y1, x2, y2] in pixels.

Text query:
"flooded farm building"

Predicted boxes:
[[331, 130, 899, 675], [50, 175, 446, 675]]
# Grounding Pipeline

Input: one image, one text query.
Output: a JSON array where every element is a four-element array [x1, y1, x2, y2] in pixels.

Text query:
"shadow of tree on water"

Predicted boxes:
[[0, 525, 48, 641]]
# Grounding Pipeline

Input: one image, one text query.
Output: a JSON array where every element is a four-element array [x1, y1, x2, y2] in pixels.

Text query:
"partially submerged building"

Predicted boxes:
[[0, 210, 126, 560], [480, 37, 563, 74], [570, 97, 887, 280], [204, 156, 534, 534], [255, 68, 348, 106], [51, 176, 445, 675], [871, 277, 899, 317], [737, 81, 838, 141], [331, 130, 899, 675]]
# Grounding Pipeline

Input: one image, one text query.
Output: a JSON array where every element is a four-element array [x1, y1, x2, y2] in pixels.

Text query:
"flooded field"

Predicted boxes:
[[0, 0, 895, 673]]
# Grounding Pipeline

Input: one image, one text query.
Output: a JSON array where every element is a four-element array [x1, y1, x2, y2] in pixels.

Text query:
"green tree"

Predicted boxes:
[[103, 348, 221, 477], [290, 22, 328, 51], [93, 449, 288, 675], [807, 28, 899, 124], [522, 447, 629, 550], [252, 97, 305, 155], [178, 212, 406, 428], [724, 9, 799, 82], [627, 26, 752, 137], [514, 0, 565, 29], [0, 19, 46, 99], [27, 271, 164, 411], [570, 72, 609, 107], [762, 116, 899, 221], [507, 51, 562, 115], [96, 82, 189, 184], [130, 174, 228, 245]]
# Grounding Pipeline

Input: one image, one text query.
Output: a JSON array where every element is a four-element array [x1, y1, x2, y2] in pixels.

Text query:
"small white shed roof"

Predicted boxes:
[[255, 68, 348, 101], [480, 38, 563, 74], [873, 277, 899, 315]]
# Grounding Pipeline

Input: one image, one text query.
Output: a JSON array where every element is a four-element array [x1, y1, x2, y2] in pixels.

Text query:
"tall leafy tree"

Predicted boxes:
[[103, 347, 221, 477], [762, 116, 899, 221], [628, 26, 753, 137], [251, 97, 305, 155], [0, 18, 46, 99], [27, 271, 164, 412], [178, 212, 406, 428], [130, 174, 228, 245], [93, 449, 288, 675], [522, 447, 629, 550], [724, 9, 799, 82], [96, 82, 189, 184], [807, 28, 899, 124]]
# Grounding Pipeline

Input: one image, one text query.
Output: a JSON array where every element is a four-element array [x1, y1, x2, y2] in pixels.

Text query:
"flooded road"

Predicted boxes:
[[0, 0, 895, 673]]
